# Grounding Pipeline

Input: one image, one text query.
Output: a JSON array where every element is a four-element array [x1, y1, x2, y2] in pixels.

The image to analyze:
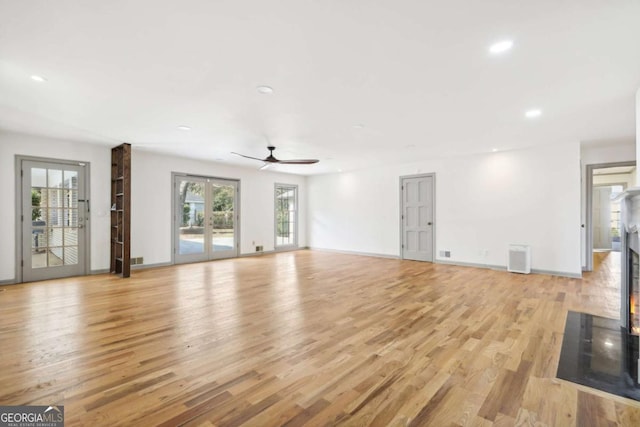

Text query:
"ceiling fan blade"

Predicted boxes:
[[259, 163, 273, 170], [232, 146, 319, 166], [231, 152, 267, 162], [277, 159, 319, 165]]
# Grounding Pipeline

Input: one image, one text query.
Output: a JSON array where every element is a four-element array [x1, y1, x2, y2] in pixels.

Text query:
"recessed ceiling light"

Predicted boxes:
[[177, 125, 191, 131], [489, 40, 514, 55], [256, 85, 274, 94], [337, 168, 343, 172], [525, 109, 542, 118], [30, 75, 47, 83], [492, 148, 498, 152]]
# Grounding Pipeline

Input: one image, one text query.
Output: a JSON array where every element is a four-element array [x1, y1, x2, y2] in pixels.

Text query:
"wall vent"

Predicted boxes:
[[508, 245, 531, 274]]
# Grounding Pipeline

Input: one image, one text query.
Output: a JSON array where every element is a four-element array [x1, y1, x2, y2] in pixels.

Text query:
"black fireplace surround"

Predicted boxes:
[[556, 231, 640, 400]]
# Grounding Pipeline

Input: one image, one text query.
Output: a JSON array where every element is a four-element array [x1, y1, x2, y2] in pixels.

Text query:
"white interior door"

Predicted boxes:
[[21, 160, 88, 282], [174, 175, 239, 264], [401, 175, 434, 262], [593, 186, 612, 249]]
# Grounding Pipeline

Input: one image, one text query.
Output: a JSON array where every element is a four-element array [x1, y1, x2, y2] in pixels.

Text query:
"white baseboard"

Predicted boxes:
[[435, 258, 582, 279], [308, 247, 400, 260]]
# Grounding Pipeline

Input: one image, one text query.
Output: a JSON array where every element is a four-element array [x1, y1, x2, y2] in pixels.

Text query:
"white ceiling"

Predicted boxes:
[[1, 0, 639, 175]]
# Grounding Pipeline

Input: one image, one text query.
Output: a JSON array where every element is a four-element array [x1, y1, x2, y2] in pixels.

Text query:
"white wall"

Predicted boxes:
[[0, 130, 307, 282], [308, 142, 582, 276], [582, 141, 636, 166]]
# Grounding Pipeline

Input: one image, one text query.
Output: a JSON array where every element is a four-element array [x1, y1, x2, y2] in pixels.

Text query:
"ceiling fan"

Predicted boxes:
[[232, 146, 319, 167]]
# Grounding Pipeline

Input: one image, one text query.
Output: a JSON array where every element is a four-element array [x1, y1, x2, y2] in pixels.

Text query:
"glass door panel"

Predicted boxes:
[[22, 160, 86, 282], [210, 181, 237, 259], [175, 178, 208, 263]]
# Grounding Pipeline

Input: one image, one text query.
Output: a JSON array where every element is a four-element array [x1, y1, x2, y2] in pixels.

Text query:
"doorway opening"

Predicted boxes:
[[586, 162, 636, 271]]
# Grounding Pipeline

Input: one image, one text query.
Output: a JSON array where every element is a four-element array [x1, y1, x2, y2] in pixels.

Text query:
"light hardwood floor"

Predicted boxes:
[[1, 250, 639, 426]]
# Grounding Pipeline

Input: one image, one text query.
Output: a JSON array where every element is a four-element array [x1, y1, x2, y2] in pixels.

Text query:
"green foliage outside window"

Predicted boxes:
[[31, 189, 42, 221]]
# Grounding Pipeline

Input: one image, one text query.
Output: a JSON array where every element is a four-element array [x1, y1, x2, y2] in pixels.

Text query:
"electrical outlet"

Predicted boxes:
[[439, 250, 451, 258], [256, 246, 263, 252]]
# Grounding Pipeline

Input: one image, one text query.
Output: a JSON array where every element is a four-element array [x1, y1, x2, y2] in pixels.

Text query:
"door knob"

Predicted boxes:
[[428, 222, 432, 225]]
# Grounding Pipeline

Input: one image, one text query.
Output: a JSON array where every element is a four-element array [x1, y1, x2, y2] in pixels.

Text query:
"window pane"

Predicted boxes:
[[64, 228, 78, 245], [48, 249, 63, 266], [48, 208, 63, 227], [48, 169, 63, 188], [32, 228, 47, 249], [31, 168, 47, 187], [64, 170, 78, 189], [48, 189, 63, 209], [65, 190, 78, 209], [64, 246, 79, 265], [64, 209, 78, 227], [48, 227, 63, 247]]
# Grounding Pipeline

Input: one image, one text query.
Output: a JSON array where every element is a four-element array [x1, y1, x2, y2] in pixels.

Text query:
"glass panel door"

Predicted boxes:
[[275, 184, 297, 247], [22, 160, 87, 282], [175, 177, 208, 264], [210, 180, 237, 259], [174, 175, 238, 264]]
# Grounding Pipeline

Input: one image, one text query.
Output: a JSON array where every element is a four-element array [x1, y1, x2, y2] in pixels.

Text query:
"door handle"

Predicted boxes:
[[428, 222, 432, 225]]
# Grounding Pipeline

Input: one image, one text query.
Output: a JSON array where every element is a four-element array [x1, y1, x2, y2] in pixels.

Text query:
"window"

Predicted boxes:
[[275, 184, 297, 247]]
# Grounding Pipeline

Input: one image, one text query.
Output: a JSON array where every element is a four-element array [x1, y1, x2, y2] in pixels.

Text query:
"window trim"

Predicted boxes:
[[274, 183, 298, 249]]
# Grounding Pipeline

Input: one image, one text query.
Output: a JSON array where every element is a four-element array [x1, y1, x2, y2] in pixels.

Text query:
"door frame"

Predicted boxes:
[[585, 161, 635, 271], [15, 155, 91, 283], [171, 172, 241, 264], [399, 172, 436, 261]]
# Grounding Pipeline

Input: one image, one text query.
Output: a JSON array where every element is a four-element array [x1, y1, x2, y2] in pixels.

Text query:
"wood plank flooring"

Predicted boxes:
[[1, 250, 640, 426]]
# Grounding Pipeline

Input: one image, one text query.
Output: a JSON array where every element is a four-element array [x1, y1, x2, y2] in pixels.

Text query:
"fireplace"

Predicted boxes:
[[556, 226, 640, 399], [626, 239, 640, 385], [629, 247, 640, 335]]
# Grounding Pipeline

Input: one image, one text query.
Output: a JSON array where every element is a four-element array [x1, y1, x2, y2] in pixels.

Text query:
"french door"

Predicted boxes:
[[174, 175, 239, 263], [20, 159, 88, 282]]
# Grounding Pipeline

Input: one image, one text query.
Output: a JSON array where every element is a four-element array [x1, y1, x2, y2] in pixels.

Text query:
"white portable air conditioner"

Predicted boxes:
[[508, 244, 531, 274]]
